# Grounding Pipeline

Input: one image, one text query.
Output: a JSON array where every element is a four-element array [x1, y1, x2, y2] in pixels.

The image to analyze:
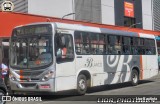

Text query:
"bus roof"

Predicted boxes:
[[55, 22, 138, 37], [0, 11, 159, 38], [13, 22, 155, 39]]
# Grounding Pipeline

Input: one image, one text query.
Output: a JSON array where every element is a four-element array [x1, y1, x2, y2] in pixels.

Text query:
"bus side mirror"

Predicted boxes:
[[56, 48, 62, 58]]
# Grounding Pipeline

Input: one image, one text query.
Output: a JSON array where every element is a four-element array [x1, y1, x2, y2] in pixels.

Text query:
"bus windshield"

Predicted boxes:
[[10, 26, 53, 69]]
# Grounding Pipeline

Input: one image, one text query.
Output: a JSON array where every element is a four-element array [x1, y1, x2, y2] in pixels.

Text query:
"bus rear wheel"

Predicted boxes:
[[131, 69, 139, 86], [77, 74, 87, 95]]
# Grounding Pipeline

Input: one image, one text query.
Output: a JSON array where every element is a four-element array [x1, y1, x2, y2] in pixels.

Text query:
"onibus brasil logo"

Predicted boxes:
[[1, 0, 14, 12]]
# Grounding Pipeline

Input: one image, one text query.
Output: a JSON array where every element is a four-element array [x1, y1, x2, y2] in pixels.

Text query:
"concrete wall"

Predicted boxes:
[[74, 0, 101, 23], [1, 0, 158, 31], [101, 0, 115, 25], [153, 0, 160, 31], [142, 0, 153, 30], [12, 0, 28, 13], [28, 0, 74, 19]]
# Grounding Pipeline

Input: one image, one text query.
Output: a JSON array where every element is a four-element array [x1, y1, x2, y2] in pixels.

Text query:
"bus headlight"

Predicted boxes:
[[41, 70, 54, 81]]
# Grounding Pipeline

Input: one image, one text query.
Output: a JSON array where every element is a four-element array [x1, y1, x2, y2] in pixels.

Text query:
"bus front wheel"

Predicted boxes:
[[131, 69, 139, 86], [77, 74, 87, 95]]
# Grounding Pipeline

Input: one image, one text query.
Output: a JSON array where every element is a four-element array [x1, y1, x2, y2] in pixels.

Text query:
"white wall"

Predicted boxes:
[[28, 0, 74, 19], [101, 0, 115, 25], [142, 0, 153, 30]]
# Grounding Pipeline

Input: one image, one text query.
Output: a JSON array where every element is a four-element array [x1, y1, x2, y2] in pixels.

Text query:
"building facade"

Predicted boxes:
[[0, 0, 160, 31]]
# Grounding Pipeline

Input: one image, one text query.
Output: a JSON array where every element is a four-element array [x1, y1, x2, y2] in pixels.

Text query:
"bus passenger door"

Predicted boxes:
[[54, 30, 76, 91]]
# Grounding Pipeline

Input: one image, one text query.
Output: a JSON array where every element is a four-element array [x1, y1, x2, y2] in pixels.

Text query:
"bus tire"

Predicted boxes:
[[0, 89, 6, 104], [77, 74, 87, 95], [131, 69, 139, 86]]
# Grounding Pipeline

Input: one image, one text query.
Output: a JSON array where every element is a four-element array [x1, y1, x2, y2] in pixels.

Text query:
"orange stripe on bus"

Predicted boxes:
[[138, 33, 143, 80], [20, 70, 24, 80]]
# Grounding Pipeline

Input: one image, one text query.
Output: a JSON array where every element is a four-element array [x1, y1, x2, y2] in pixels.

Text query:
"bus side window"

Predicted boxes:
[[74, 32, 82, 54], [55, 33, 74, 62], [99, 34, 106, 54], [90, 33, 98, 54], [122, 37, 131, 55], [132, 37, 139, 55], [145, 39, 156, 55], [138, 38, 145, 55], [108, 35, 121, 55], [74, 31, 90, 55], [90, 33, 106, 55], [104, 35, 108, 54], [82, 32, 90, 54]]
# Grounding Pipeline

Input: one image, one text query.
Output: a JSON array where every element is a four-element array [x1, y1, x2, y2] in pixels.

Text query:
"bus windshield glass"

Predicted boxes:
[[10, 25, 53, 69]]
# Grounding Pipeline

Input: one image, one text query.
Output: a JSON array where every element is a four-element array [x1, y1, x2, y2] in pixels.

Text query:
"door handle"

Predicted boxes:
[[77, 56, 82, 58]]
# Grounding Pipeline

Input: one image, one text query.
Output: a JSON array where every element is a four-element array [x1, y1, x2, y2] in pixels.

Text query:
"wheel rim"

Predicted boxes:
[[133, 73, 138, 83], [78, 79, 86, 90]]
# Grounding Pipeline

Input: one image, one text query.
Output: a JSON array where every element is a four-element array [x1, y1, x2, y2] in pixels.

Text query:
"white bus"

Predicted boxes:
[[9, 22, 159, 95]]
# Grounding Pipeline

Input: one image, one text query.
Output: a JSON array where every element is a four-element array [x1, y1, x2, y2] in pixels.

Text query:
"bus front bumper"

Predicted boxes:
[[9, 78, 55, 93]]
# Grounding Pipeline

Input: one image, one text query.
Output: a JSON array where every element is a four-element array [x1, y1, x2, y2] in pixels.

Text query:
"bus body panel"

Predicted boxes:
[[9, 22, 159, 94], [75, 55, 105, 87], [142, 55, 148, 79], [55, 76, 77, 91], [146, 55, 158, 78], [103, 55, 140, 84]]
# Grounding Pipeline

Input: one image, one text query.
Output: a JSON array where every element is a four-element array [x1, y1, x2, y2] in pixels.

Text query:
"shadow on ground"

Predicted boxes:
[[86, 80, 153, 93], [32, 80, 154, 101]]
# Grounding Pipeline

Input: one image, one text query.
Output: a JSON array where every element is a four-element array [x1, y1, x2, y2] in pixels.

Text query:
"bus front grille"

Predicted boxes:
[[20, 78, 40, 82], [16, 71, 43, 77], [20, 83, 37, 88]]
